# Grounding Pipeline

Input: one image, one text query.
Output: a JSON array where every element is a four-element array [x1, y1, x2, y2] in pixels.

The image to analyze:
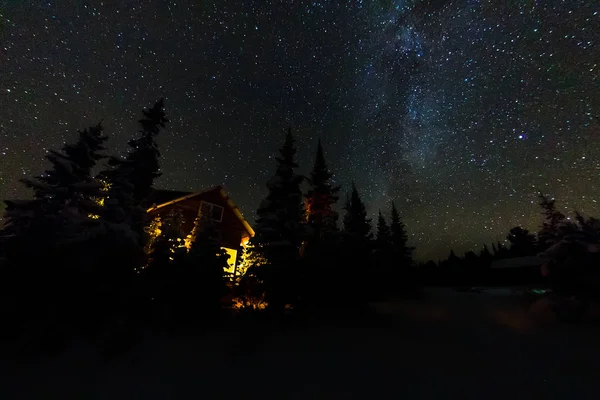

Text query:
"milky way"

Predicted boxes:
[[0, 1, 598, 260]]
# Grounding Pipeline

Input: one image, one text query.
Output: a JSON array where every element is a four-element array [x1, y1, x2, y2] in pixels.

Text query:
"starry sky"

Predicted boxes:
[[0, 1, 598, 260]]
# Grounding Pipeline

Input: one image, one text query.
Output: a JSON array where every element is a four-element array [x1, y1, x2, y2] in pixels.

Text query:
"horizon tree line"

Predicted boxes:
[[420, 194, 600, 286]]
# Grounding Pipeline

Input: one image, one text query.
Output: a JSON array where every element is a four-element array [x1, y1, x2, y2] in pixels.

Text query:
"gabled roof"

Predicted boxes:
[[146, 186, 255, 238], [216, 187, 255, 238]]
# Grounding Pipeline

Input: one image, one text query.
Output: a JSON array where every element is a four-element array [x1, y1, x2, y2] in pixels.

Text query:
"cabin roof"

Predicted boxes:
[[146, 186, 255, 238], [490, 256, 542, 269]]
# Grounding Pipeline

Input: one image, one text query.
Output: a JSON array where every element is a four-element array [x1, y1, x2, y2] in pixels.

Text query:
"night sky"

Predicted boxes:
[[0, 1, 598, 260]]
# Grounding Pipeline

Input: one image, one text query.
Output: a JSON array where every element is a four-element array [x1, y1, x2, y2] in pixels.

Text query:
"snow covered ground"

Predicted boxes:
[[2, 289, 600, 399]]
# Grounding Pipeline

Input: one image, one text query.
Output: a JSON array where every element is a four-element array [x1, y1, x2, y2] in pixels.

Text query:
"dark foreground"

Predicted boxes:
[[2, 289, 600, 399]]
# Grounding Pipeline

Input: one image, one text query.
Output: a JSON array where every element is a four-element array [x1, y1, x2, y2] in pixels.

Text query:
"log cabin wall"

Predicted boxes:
[[147, 187, 249, 250]]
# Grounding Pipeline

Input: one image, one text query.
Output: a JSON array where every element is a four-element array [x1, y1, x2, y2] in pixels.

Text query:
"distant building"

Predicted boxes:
[[489, 256, 544, 286], [146, 186, 255, 277], [490, 256, 542, 270]]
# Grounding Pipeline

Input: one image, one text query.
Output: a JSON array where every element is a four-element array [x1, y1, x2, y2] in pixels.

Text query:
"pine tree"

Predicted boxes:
[[251, 128, 305, 313], [448, 249, 458, 261], [305, 139, 340, 246], [253, 128, 305, 266], [479, 244, 493, 264], [438, 249, 461, 285], [2, 123, 108, 254], [99, 99, 169, 247], [108, 98, 169, 206], [301, 139, 341, 306], [342, 182, 372, 244], [184, 222, 229, 317], [537, 193, 566, 250], [506, 226, 537, 257], [0, 123, 108, 343], [342, 193, 352, 237], [98, 160, 144, 245], [389, 201, 413, 267], [146, 209, 186, 270], [140, 211, 186, 328], [480, 244, 492, 259], [374, 210, 392, 289], [87, 102, 168, 338], [64, 124, 108, 181], [65, 124, 109, 219], [375, 210, 391, 251], [338, 183, 373, 300], [494, 241, 510, 259], [574, 212, 600, 244], [90, 162, 148, 343], [341, 183, 373, 282]]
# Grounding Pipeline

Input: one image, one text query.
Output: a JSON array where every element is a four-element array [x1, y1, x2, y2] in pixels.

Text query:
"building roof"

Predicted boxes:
[[146, 186, 255, 238], [490, 256, 542, 269]]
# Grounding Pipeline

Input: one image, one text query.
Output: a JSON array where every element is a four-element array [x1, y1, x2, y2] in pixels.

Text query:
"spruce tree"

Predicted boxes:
[[537, 193, 579, 250], [183, 222, 229, 319], [374, 210, 392, 287], [574, 212, 600, 244], [251, 128, 305, 312], [538, 194, 565, 250], [65, 124, 109, 219], [2, 123, 107, 254], [253, 128, 305, 265], [479, 244, 493, 264], [342, 182, 372, 245], [342, 193, 352, 238], [480, 244, 492, 259], [305, 139, 340, 246], [146, 210, 186, 272], [301, 139, 341, 307], [91, 161, 146, 341], [379, 201, 412, 291], [98, 99, 169, 247], [339, 184, 373, 300], [389, 201, 412, 267], [89, 101, 168, 338], [341, 182, 373, 281], [375, 210, 391, 252], [506, 226, 537, 257], [1, 123, 108, 343], [108, 98, 169, 206], [448, 249, 458, 261], [64, 124, 109, 181], [494, 241, 510, 259], [98, 160, 144, 245], [138, 211, 185, 328]]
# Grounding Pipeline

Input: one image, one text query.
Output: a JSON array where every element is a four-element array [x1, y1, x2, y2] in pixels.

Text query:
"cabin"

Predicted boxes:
[[488, 256, 544, 285], [145, 186, 255, 277]]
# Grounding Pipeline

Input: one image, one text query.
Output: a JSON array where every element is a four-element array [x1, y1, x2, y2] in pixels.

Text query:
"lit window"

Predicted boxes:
[[200, 201, 224, 222]]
